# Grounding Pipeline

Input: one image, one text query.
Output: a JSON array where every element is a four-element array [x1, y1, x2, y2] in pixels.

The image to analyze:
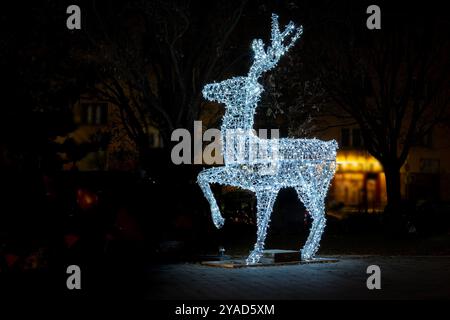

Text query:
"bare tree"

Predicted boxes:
[[79, 0, 248, 168], [259, 53, 339, 137], [281, 11, 450, 209]]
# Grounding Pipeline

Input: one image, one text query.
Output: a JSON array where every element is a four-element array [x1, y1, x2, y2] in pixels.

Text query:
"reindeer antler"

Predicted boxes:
[[249, 14, 303, 79]]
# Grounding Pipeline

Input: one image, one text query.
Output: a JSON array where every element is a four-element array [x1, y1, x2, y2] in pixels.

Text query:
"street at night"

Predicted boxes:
[[148, 256, 450, 300]]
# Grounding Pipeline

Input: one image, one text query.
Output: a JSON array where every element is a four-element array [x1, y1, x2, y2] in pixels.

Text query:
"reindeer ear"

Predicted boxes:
[[251, 39, 266, 59]]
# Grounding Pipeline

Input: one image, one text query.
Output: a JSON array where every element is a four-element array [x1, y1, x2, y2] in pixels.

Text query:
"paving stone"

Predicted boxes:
[[147, 256, 450, 299]]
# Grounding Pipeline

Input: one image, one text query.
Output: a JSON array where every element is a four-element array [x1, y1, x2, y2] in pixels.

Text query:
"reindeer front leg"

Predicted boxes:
[[246, 190, 278, 264], [197, 169, 225, 229]]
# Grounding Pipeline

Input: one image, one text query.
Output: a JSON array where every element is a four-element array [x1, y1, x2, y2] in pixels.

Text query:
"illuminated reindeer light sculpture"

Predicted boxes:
[[197, 14, 338, 264]]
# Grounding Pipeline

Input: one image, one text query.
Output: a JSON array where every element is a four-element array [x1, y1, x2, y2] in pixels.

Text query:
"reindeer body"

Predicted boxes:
[[197, 14, 337, 264]]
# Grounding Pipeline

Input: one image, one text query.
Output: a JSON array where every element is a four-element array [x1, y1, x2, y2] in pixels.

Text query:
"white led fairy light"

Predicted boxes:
[[197, 14, 338, 264]]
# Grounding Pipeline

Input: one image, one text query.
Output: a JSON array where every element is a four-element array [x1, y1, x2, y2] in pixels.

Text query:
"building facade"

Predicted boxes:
[[57, 94, 162, 172], [321, 122, 450, 213], [62, 94, 450, 212]]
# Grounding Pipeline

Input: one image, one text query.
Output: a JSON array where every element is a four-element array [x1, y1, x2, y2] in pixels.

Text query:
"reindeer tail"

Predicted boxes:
[[330, 139, 339, 150]]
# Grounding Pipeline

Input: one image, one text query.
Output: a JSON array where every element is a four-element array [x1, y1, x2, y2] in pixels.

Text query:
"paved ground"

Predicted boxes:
[[147, 256, 450, 300]]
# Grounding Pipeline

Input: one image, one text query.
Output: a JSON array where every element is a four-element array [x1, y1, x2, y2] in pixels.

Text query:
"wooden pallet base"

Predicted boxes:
[[201, 256, 339, 268]]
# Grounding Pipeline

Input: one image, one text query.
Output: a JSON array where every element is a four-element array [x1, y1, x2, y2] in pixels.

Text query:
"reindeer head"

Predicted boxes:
[[202, 14, 303, 112]]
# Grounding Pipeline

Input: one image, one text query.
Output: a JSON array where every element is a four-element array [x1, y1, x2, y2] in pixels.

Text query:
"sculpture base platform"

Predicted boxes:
[[201, 251, 338, 268], [263, 249, 301, 263], [197, 255, 232, 262]]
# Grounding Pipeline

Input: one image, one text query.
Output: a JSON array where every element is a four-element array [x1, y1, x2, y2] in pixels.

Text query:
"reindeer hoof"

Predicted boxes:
[[300, 249, 314, 261], [246, 250, 262, 265], [212, 211, 225, 229], [213, 218, 224, 229]]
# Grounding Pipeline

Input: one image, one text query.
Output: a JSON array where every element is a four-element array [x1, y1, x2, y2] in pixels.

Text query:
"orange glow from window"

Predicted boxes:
[[336, 151, 383, 173]]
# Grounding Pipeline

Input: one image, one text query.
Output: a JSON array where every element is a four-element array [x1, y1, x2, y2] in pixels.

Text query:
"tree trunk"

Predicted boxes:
[[384, 164, 402, 208], [383, 164, 411, 236], [382, 163, 406, 233]]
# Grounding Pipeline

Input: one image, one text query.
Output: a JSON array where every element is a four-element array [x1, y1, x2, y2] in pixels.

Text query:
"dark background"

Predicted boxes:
[[0, 0, 449, 299]]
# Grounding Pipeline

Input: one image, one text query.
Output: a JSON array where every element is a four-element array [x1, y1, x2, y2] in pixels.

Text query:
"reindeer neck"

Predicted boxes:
[[220, 105, 256, 133]]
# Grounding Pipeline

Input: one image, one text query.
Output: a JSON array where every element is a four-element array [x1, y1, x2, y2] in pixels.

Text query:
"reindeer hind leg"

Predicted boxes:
[[295, 184, 326, 261]]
